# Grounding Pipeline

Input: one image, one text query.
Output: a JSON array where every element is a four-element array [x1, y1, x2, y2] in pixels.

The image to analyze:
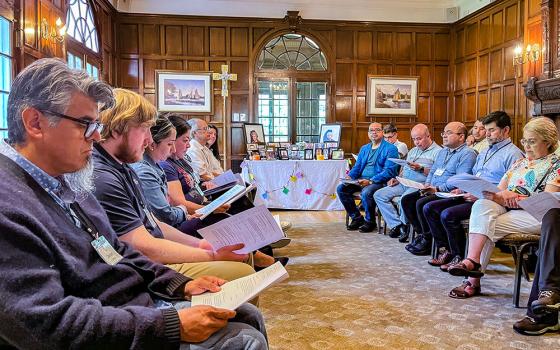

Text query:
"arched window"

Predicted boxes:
[[66, 0, 99, 53], [257, 34, 327, 71], [65, 0, 101, 80], [255, 33, 329, 143]]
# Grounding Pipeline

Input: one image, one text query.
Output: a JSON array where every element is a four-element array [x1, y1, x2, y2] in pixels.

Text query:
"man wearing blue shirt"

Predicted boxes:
[[338, 122, 399, 232], [374, 124, 441, 241], [401, 121, 477, 255], [423, 111, 524, 268]]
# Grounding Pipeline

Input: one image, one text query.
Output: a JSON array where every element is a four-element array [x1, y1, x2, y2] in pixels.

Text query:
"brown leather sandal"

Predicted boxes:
[[447, 257, 484, 278], [449, 280, 481, 299], [428, 250, 453, 266]]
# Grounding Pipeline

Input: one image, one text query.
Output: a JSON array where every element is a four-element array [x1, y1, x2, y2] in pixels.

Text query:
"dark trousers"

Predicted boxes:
[[400, 191, 440, 237], [337, 182, 384, 222], [178, 212, 230, 238], [527, 208, 560, 322], [423, 198, 473, 257]]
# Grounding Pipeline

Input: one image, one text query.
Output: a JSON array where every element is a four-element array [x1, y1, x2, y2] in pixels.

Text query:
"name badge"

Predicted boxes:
[[476, 171, 482, 177], [143, 207, 158, 229], [434, 168, 445, 176], [91, 236, 123, 265]]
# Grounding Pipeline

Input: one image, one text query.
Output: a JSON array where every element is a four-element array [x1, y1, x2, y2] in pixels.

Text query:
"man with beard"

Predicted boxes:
[[92, 88, 258, 282], [0, 58, 267, 349]]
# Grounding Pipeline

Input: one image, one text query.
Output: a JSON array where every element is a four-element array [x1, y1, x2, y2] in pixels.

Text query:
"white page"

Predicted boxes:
[[518, 192, 560, 221], [414, 157, 435, 167], [195, 184, 246, 220], [191, 261, 289, 310], [352, 153, 358, 160], [396, 176, 426, 189], [210, 170, 237, 188], [436, 192, 466, 199], [225, 183, 255, 206], [197, 205, 285, 254], [388, 158, 408, 166], [447, 174, 500, 199]]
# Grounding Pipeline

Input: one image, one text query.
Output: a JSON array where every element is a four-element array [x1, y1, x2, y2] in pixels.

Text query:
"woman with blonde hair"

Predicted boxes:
[[448, 117, 560, 298]]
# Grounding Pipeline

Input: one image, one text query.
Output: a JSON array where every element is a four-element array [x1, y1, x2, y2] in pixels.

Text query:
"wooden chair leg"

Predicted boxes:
[[512, 245, 523, 308]]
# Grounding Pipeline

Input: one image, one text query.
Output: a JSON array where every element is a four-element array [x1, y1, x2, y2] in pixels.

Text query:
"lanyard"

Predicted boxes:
[[69, 202, 100, 240], [442, 144, 466, 167], [482, 141, 511, 166], [122, 165, 148, 209], [411, 148, 428, 162]]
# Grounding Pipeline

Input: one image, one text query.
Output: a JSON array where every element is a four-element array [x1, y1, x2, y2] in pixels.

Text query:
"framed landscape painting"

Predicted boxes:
[[366, 75, 418, 116], [155, 70, 213, 114]]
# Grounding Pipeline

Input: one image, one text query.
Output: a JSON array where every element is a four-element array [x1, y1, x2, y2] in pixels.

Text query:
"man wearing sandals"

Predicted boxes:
[[422, 111, 523, 270], [447, 117, 560, 299], [513, 208, 560, 335]]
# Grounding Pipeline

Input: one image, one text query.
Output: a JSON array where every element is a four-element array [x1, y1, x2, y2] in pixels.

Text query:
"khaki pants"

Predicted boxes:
[[167, 260, 258, 305]]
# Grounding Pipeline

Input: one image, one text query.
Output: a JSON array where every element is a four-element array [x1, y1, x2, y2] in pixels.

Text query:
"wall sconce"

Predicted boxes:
[[513, 43, 540, 77], [41, 17, 66, 43]]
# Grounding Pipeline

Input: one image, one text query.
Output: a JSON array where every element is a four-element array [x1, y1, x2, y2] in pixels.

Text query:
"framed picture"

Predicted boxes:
[[266, 148, 276, 160], [314, 147, 324, 159], [243, 123, 266, 145], [278, 147, 289, 160], [155, 70, 213, 114], [331, 149, 344, 160], [304, 149, 314, 160], [366, 75, 418, 116], [319, 124, 341, 145], [247, 143, 258, 151]]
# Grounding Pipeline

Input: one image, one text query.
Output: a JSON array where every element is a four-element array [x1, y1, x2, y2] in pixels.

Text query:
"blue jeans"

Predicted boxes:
[[337, 182, 384, 222], [373, 184, 417, 229], [155, 300, 268, 349]]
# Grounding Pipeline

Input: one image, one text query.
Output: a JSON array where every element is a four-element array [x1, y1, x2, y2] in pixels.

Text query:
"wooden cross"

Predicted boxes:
[[212, 65, 237, 169]]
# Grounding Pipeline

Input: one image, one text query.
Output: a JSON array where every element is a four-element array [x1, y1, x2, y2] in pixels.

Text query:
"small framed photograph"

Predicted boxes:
[[268, 142, 280, 148], [266, 148, 276, 160], [278, 147, 289, 160], [247, 143, 258, 151], [243, 123, 266, 145], [331, 149, 344, 160], [326, 147, 338, 159], [257, 144, 266, 156], [314, 147, 324, 159], [155, 70, 213, 114], [250, 150, 261, 160], [366, 75, 419, 116], [324, 142, 338, 149], [319, 124, 342, 145], [304, 149, 314, 160]]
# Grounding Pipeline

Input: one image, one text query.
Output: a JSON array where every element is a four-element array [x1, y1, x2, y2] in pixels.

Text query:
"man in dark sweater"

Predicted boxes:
[[0, 58, 267, 349]]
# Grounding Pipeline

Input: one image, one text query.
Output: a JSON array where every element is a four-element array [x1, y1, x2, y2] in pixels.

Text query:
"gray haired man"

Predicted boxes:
[[0, 58, 267, 349]]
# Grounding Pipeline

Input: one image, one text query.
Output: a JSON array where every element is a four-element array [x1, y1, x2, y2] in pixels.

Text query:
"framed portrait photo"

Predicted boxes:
[[366, 75, 418, 116], [243, 123, 266, 145], [331, 149, 344, 160], [278, 147, 289, 160], [155, 70, 213, 114], [304, 149, 314, 160], [319, 124, 341, 145]]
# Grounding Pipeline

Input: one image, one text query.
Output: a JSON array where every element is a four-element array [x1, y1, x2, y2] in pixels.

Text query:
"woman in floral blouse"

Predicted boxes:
[[447, 117, 560, 298]]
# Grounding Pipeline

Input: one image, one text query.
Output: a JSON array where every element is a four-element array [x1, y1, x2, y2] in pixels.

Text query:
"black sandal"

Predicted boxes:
[[447, 258, 484, 278]]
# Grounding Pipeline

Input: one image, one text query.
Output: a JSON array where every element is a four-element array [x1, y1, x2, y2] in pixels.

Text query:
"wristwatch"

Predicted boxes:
[[419, 166, 425, 172]]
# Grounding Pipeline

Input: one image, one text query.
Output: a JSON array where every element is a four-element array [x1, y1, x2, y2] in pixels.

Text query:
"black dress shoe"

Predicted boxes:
[[359, 221, 377, 233], [388, 224, 404, 238], [407, 236, 432, 256], [398, 227, 410, 243], [347, 217, 365, 230]]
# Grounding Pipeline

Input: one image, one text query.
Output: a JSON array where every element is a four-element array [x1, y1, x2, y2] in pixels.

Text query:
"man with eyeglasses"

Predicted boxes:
[[186, 118, 224, 181], [468, 119, 489, 154], [374, 124, 442, 242], [400, 121, 477, 256], [0, 58, 268, 349], [422, 111, 523, 268], [383, 123, 409, 158], [338, 122, 399, 233]]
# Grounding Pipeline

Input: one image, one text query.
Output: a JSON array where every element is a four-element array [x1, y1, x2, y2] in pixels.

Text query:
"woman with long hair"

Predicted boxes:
[[207, 124, 221, 160]]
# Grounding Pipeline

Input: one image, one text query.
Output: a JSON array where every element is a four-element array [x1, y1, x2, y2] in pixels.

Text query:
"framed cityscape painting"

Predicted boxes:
[[155, 70, 213, 114], [366, 75, 418, 116]]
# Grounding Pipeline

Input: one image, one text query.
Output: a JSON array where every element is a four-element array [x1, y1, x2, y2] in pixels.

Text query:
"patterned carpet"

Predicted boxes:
[[261, 211, 560, 350]]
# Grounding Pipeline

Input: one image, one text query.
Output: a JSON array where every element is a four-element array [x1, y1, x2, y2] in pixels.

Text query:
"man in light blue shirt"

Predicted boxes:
[[423, 111, 524, 268], [401, 121, 477, 255], [374, 124, 441, 241]]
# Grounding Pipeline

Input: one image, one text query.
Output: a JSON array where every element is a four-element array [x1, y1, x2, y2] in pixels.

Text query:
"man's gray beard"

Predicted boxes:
[[63, 156, 95, 200]]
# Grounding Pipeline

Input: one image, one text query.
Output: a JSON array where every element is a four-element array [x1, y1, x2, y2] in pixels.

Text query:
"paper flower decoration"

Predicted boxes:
[[305, 188, 312, 195], [330, 193, 337, 200], [295, 171, 304, 179], [249, 173, 255, 180], [290, 175, 297, 182], [261, 191, 268, 199], [282, 187, 290, 194]]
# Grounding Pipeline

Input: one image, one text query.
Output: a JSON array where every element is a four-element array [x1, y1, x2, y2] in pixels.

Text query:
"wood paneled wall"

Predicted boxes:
[[451, 0, 528, 143], [116, 14, 450, 168]]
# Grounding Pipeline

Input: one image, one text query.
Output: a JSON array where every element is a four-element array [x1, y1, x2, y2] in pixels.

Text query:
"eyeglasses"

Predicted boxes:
[[441, 131, 461, 137], [520, 138, 539, 146], [368, 128, 382, 133], [197, 127, 209, 132], [42, 110, 103, 138]]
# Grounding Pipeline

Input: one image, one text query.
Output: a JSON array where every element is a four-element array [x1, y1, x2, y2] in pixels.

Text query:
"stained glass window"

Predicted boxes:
[[66, 0, 99, 53], [257, 34, 327, 71]]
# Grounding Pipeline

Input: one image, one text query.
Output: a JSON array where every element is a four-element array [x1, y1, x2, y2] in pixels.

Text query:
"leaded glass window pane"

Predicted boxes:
[[66, 0, 99, 53], [257, 34, 327, 71]]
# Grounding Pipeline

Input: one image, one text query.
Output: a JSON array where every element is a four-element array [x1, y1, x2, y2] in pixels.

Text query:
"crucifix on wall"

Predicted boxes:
[[212, 64, 237, 169]]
